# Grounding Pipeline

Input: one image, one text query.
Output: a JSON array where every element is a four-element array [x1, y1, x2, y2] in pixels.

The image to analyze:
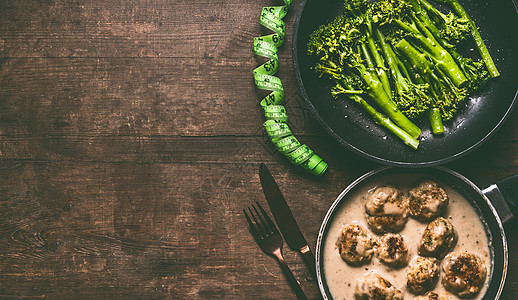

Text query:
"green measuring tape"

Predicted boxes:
[[253, 0, 328, 176]]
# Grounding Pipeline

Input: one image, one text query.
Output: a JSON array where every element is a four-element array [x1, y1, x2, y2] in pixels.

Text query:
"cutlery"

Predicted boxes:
[[259, 163, 316, 277], [244, 202, 308, 300]]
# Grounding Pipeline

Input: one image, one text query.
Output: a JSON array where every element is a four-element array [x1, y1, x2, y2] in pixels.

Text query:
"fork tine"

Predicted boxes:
[[256, 201, 278, 234], [248, 206, 266, 238], [252, 203, 271, 235], [244, 209, 260, 239]]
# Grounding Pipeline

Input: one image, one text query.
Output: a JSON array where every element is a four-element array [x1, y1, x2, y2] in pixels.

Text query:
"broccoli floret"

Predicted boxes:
[[371, 0, 413, 26], [415, 0, 471, 46], [439, 12, 471, 45], [394, 79, 431, 119]]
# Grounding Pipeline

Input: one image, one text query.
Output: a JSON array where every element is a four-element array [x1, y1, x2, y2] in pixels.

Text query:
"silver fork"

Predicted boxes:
[[244, 202, 308, 300]]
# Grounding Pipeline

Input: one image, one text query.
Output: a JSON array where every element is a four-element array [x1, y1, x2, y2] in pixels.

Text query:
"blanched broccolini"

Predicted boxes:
[[307, 0, 496, 146], [416, 0, 471, 45], [374, 27, 432, 119], [371, 0, 468, 88], [331, 80, 420, 150], [308, 11, 422, 140], [432, 0, 500, 77], [407, 0, 489, 90]]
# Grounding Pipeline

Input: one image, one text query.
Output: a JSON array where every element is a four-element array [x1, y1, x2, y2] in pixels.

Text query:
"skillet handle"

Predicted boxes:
[[482, 175, 518, 224]]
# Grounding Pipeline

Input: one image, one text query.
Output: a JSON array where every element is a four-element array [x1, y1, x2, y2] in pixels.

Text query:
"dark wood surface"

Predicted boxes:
[[0, 0, 516, 299]]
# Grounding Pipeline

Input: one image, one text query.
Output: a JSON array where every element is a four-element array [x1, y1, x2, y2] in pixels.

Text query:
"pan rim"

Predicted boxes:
[[292, 0, 518, 167], [315, 166, 508, 299]]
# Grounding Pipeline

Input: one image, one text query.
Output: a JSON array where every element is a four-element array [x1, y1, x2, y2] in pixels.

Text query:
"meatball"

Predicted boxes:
[[418, 217, 457, 259], [406, 256, 439, 295], [365, 186, 409, 233], [414, 291, 447, 300], [354, 271, 403, 300], [376, 233, 409, 268], [442, 252, 487, 298], [409, 180, 449, 221], [337, 224, 374, 265]]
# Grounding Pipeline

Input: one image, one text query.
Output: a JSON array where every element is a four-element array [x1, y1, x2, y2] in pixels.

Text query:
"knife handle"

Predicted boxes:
[[299, 245, 316, 278]]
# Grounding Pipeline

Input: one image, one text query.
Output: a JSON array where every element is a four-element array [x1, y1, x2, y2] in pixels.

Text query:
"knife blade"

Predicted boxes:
[[259, 163, 316, 277]]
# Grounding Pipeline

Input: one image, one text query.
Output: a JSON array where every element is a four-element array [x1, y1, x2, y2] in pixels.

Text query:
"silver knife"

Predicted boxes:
[[259, 163, 316, 277]]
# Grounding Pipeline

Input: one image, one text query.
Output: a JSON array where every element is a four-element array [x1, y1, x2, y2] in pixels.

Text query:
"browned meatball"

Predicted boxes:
[[418, 217, 457, 259], [409, 181, 449, 221], [406, 256, 439, 295], [442, 252, 487, 298], [354, 271, 403, 300], [365, 186, 409, 233], [414, 291, 447, 300], [337, 224, 374, 265], [376, 233, 409, 268]]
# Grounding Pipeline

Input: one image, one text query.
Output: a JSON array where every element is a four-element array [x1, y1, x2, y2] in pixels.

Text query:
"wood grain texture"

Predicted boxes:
[[0, 0, 517, 299]]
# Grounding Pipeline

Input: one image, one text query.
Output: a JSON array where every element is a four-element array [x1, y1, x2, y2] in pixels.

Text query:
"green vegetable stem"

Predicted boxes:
[[332, 81, 420, 149], [407, 0, 489, 90], [375, 28, 431, 119], [431, 0, 500, 78]]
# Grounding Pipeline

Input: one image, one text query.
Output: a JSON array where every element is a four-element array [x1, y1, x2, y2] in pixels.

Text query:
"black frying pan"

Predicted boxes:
[[315, 167, 518, 299], [292, 0, 518, 166]]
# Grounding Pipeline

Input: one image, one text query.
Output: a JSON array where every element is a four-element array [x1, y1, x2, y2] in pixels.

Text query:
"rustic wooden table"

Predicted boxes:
[[0, 0, 516, 299]]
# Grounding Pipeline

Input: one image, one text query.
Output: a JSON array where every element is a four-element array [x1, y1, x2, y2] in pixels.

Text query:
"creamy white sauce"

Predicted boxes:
[[322, 174, 491, 300]]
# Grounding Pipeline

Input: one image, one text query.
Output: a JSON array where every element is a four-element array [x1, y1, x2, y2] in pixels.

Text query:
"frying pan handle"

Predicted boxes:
[[482, 175, 518, 224]]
